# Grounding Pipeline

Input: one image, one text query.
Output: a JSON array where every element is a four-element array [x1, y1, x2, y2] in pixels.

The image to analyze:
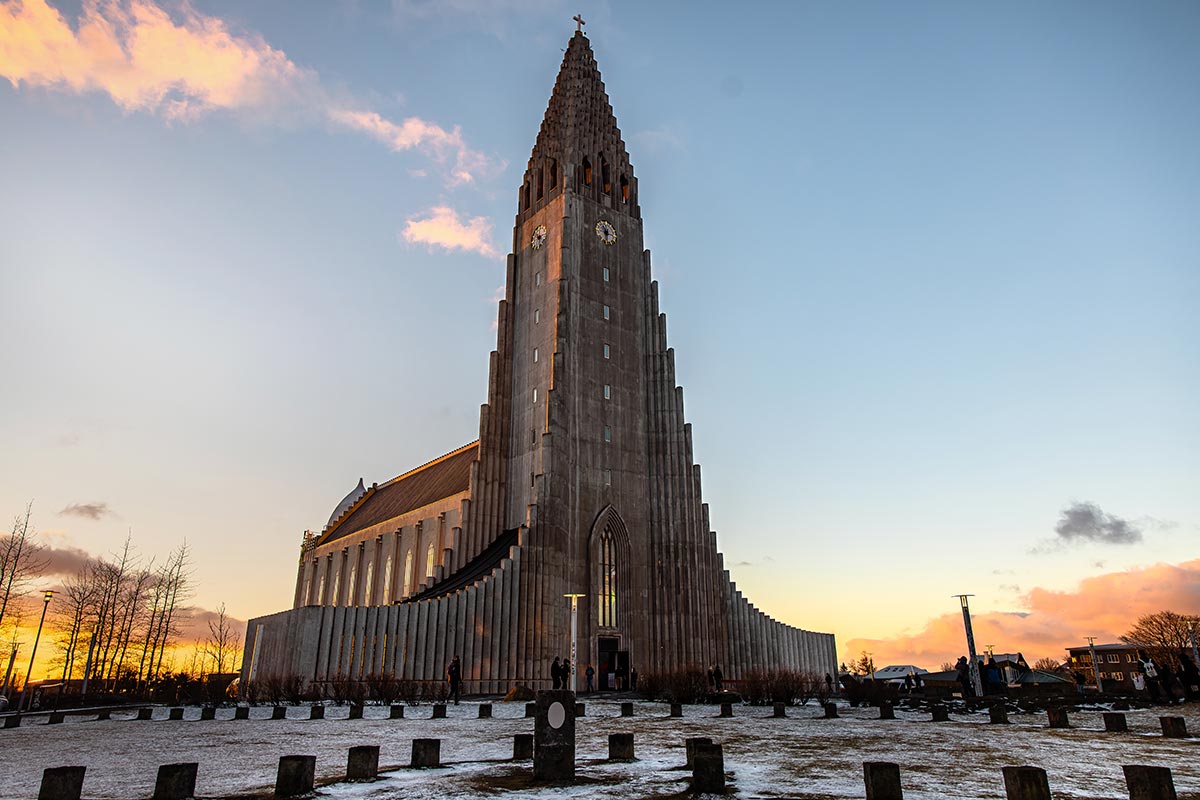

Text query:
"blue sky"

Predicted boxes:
[[2, 0, 1197, 665]]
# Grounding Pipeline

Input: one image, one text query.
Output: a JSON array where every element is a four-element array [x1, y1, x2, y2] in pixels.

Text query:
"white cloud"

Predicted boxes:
[[401, 205, 498, 258]]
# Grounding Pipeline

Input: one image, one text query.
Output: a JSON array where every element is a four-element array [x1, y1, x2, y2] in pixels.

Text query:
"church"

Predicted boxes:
[[241, 29, 836, 694]]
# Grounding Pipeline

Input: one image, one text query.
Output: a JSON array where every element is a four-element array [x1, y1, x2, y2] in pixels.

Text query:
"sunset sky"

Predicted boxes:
[[2, 0, 1198, 677]]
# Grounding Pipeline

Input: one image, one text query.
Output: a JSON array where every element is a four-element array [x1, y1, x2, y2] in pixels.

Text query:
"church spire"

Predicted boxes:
[[518, 31, 639, 219]]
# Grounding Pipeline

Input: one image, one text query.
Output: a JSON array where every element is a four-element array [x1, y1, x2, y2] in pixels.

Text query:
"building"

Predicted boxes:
[[1065, 643, 1143, 691], [240, 30, 837, 695]]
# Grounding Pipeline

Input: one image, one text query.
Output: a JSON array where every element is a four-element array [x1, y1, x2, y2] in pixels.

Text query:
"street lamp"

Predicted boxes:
[[564, 593, 585, 694], [952, 594, 984, 697], [22, 590, 54, 712]]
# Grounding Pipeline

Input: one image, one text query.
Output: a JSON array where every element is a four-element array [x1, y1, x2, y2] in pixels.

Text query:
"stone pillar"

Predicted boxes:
[[1002, 766, 1052, 800], [96, 710, 111, 721], [1047, 709, 1069, 729], [931, 706, 949, 722], [574, 702, 585, 717], [823, 702, 839, 719], [525, 702, 536, 718], [608, 733, 635, 761], [271, 707, 287, 720], [1159, 717, 1187, 739], [692, 743, 724, 794], [348, 705, 364, 720], [309, 706, 324, 720], [478, 703, 492, 718], [670, 703, 683, 718], [863, 761, 903, 800], [1104, 712, 1128, 732], [411, 738, 441, 768], [46, 712, 64, 724], [533, 690, 576, 783], [719, 703, 733, 717], [879, 701, 895, 720], [200, 708, 216, 721], [346, 745, 380, 781], [389, 705, 405, 719], [989, 705, 1009, 724], [513, 733, 534, 760], [234, 707, 250, 720], [137, 708, 153, 721], [152, 763, 198, 800], [773, 702, 787, 718], [684, 737, 713, 769], [4, 714, 21, 729], [1123, 764, 1177, 800], [432, 704, 447, 719], [621, 702, 634, 717], [168, 708, 184, 721], [38, 767, 86, 800], [274, 756, 315, 798]]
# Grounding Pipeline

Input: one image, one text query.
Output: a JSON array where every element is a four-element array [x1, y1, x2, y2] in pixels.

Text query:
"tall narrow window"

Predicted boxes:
[[598, 526, 617, 627], [536, 167, 544, 200], [346, 564, 357, 606], [363, 562, 374, 604], [382, 555, 393, 602], [603, 305, 610, 320], [533, 347, 539, 363], [604, 425, 611, 442], [620, 174, 629, 202], [549, 159, 558, 187], [523, 182, 531, 210], [582, 156, 592, 185], [532, 388, 538, 403], [603, 343, 610, 359], [535, 308, 541, 324], [317, 575, 326, 605], [601, 155, 611, 194], [536, 271, 542, 286], [425, 542, 436, 577], [603, 267, 610, 282], [603, 469, 612, 486], [330, 570, 341, 606], [403, 550, 414, 595], [603, 384, 611, 400]]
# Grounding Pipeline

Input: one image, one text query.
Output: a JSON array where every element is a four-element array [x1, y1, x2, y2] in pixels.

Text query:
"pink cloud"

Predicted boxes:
[[402, 205, 498, 258], [845, 559, 1200, 669], [329, 109, 493, 187]]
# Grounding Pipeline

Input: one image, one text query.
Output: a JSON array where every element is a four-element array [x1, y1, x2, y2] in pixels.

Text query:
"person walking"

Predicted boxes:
[[447, 655, 462, 705], [551, 657, 562, 690], [585, 664, 595, 693]]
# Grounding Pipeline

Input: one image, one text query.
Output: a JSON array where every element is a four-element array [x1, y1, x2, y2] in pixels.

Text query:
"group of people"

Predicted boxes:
[[1135, 649, 1200, 705], [707, 664, 724, 692]]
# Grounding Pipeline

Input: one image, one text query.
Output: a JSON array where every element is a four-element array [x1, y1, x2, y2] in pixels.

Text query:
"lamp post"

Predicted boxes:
[[22, 590, 54, 712], [952, 594, 983, 697], [564, 593, 585, 693], [1085, 636, 1103, 694]]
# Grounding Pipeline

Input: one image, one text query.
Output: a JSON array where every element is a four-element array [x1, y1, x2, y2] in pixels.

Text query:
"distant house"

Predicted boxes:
[[866, 665, 929, 683], [1065, 643, 1143, 691]]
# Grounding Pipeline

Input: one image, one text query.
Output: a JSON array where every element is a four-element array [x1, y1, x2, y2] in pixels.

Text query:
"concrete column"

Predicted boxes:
[[271, 706, 287, 720], [670, 703, 682, 718], [1123, 765, 1177, 800], [309, 706, 324, 720], [200, 708, 216, 721], [1104, 712, 1128, 732], [684, 737, 712, 768], [38, 766, 86, 800], [168, 708, 184, 721], [773, 702, 787, 718], [533, 690, 576, 783], [346, 745, 379, 781], [348, 705, 364, 720], [1047, 709, 1070, 728], [513, 733, 534, 760], [411, 738, 441, 768], [719, 702, 733, 717], [137, 708, 153, 721], [274, 756, 315, 798], [432, 704, 446, 719], [478, 703, 492, 718], [389, 705, 404, 719], [1159, 717, 1187, 738], [152, 763, 198, 800], [864, 761, 903, 800], [234, 707, 250, 720], [989, 705, 1009, 724], [574, 702, 585, 717], [823, 702, 838, 719], [1002, 766, 1051, 800], [608, 733, 634, 761], [692, 743, 724, 794], [621, 702, 633, 717]]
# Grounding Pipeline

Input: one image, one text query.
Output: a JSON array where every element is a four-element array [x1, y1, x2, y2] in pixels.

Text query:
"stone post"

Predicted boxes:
[[621, 702, 634, 717], [513, 733, 534, 760], [863, 761, 903, 800], [1123, 764, 1177, 800], [692, 743, 724, 794], [96, 710, 111, 721], [1104, 712, 1128, 732], [346, 745, 380, 781], [48, 712, 64, 724], [533, 690, 576, 782], [773, 702, 787, 718], [1002, 766, 1052, 800], [271, 707, 287, 720], [1159, 717, 1187, 739], [168, 708, 184, 721], [823, 702, 839, 719], [684, 737, 712, 768], [719, 702, 733, 717], [137, 708, 153, 721], [879, 701, 895, 720], [4, 714, 21, 729], [274, 755, 315, 798], [432, 704, 447, 719], [989, 705, 1009, 724], [525, 702, 536, 718], [670, 703, 682, 718], [152, 763, 198, 800], [574, 702, 585, 717], [309, 706, 324, 720], [234, 707, 250, 720], [411, 738, 441, 768], [478, 703, 492, 718], [348, 704, 364, 720], [931, 706, 949, 722], [389, 704, 405, 719], [1047, 709, 1069, 729], [200, 708, 216, 721], [37, 767, 86, 800], [608, 733, 634, 761]]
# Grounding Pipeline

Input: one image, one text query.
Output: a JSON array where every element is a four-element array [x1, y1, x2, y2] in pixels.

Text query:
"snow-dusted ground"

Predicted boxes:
[[0, 700, 1196, 799]]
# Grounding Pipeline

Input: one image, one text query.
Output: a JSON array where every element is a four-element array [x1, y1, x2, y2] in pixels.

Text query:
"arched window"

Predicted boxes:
[[601, 155, 611, 194], [549, 158, 558, 187], [317, 575, 326, 605], [536, 167, 544, 200], [364, 561, 374, 604], [330, 570, 341, 607], [426, 542, 437, 577], [598, 525, 617, 627], [582, 156, 592, 185], [403, 550, 414, 596], [382, 554, 393, 602], [302, 576, 311, 605]]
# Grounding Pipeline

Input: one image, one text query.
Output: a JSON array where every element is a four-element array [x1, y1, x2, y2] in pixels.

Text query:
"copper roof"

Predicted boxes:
[[317, 442, 478, 545]]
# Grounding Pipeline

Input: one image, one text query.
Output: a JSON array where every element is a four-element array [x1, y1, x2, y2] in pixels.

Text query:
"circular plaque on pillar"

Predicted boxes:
[[548, 701, 566, 729]]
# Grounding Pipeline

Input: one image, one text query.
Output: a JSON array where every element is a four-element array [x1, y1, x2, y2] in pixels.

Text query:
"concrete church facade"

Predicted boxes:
[[241, 32, 836, 694]]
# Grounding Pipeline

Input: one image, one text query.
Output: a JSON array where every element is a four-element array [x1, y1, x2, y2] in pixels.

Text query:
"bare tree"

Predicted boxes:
[[1032, 657, 1061, 672], [203, 603, 241, 675], [0, 502, 47, 632], [1122, 610, 1200, 668]]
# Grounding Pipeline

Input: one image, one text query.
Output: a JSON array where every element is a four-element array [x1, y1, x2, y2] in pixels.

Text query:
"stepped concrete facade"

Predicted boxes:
[[241, 32, 836, 694]]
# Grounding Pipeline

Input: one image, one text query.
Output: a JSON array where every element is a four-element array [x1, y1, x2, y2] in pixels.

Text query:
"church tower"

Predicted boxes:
[[241, 30, 836, 696]]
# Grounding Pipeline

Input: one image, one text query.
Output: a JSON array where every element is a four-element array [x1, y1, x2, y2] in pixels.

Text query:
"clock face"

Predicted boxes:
[[595, 220, 617, 246], [530, 224, 548, 250]]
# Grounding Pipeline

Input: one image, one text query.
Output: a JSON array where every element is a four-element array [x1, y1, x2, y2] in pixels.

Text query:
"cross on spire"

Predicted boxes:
[[573, 14, 585, 32]]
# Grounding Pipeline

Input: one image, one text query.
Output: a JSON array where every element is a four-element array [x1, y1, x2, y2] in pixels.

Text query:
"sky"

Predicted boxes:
[[2, 0, 1198, 674]]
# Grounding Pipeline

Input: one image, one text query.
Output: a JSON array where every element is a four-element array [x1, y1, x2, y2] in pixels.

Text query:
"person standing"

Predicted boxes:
[[562, 658, 572, 691], [585, 664, 595, 693], [713, 664, 724, 692], [551, 657, 562, 690], [1137, 650, 1162, 703], [630, 667, 638, 692], [447, 655, 462, 705]]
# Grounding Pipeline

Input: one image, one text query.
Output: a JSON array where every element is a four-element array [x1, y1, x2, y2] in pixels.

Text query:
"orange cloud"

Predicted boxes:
[[402, 205, 498, 258], [845, 559, 1200, 669], [0, 0, 493, 182]]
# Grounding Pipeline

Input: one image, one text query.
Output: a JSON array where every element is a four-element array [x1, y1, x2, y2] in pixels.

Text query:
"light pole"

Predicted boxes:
[[22, 590, 54, 712], [1085, 636, 1103, 694], [952, 594, 984, 697], [564, 593, 585, 694]]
